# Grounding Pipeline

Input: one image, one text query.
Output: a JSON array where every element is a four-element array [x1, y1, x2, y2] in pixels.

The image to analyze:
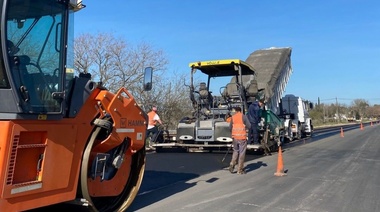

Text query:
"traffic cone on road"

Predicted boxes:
[[340, 127, 344, 138], [360, 122, 364, 130], [274, 146, 287, 177], [371, 121, 373, 126]]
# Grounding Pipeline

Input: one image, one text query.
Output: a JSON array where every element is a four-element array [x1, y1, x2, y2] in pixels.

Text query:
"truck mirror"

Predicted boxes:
[[143, 67, 153, 91]]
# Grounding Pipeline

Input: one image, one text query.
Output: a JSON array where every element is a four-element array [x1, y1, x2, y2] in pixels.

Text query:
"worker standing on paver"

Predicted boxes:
[[229, 106, 251, 174], [247, 99, 264, 145], [146, 106, 163, 148]]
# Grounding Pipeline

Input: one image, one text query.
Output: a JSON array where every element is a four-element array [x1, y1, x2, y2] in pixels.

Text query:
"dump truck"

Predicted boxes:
[[0, 1, 152, 211], [243, 47, 293, 152], [279, 94, 314, 141], [244, 47, 293, 114], [152, 59, 259, 152]]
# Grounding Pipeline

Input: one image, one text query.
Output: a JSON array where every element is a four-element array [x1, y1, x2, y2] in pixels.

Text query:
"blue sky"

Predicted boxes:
[[74, 0, 380, 105]]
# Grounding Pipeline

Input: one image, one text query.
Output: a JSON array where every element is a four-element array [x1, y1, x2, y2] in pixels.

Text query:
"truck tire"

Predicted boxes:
[[285, 120, 293, 143], [297, 124, 302, 140], [307, 125, 314, 137]]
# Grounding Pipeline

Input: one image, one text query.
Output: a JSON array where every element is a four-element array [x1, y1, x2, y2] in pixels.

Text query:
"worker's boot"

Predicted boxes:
[[237, 169, 246, 175], [229, 163, 235, 173], [237, 163, 246, 175], [264, 149, 272, 156]]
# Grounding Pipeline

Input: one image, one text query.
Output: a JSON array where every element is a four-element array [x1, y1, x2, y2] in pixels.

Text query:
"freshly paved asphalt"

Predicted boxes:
[[129, 123, 380, 212]]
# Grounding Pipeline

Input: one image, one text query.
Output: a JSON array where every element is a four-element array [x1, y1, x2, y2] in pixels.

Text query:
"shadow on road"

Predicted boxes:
[[245, 161, 268, 174], [128, 171, 199, 211]]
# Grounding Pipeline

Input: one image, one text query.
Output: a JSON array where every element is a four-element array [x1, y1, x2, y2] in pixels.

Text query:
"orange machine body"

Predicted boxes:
[[0, 87, 147, 211]]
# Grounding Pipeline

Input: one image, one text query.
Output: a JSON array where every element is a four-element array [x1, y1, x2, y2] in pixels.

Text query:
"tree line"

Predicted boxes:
[[74, 33, 192, 130], [310, 99, 380, 126]]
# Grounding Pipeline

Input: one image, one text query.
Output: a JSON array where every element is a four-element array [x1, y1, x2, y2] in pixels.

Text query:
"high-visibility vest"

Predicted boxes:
[[231, 112, 246, 140], [148, 111, 157, 126]]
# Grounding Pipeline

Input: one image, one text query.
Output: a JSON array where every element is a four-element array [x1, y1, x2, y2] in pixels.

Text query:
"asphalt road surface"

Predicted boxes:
[[128, 123, 380, 212], [28, 122, 379, 212]]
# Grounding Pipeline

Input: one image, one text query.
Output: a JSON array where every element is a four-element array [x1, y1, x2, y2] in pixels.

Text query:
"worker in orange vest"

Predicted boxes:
[[229, 106, 251, 175], [146, 106, 163, 148]]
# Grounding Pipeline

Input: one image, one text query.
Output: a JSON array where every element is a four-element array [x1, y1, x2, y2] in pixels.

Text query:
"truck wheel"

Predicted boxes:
[[297, 124, 302, 140], [286, 125, 293, 142], [308, 125, 314, 137], [80, 127, 146, 212], [283, 120, 293, 143]]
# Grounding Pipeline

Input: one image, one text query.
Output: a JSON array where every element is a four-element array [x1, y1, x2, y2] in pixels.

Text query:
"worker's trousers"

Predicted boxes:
[[146, 126, 158, 145], [230, 139, 247, 171], [248, 122, 259, 144]]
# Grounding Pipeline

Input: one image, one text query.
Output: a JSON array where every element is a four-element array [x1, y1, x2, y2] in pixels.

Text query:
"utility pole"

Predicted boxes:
[[336, 97, 339, 122]]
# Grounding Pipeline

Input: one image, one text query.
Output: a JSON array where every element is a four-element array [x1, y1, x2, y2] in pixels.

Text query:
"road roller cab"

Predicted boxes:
[[0, 1, 151, 211]]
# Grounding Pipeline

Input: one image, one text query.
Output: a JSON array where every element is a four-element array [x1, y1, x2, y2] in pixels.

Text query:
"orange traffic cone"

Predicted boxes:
[[340, 127, 344, 138], [274, 146, 287, 177], [360, 122, 364, 130]]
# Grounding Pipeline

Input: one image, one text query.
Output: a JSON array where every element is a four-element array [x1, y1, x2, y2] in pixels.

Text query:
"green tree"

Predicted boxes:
[[351, 99, 369, 120]]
